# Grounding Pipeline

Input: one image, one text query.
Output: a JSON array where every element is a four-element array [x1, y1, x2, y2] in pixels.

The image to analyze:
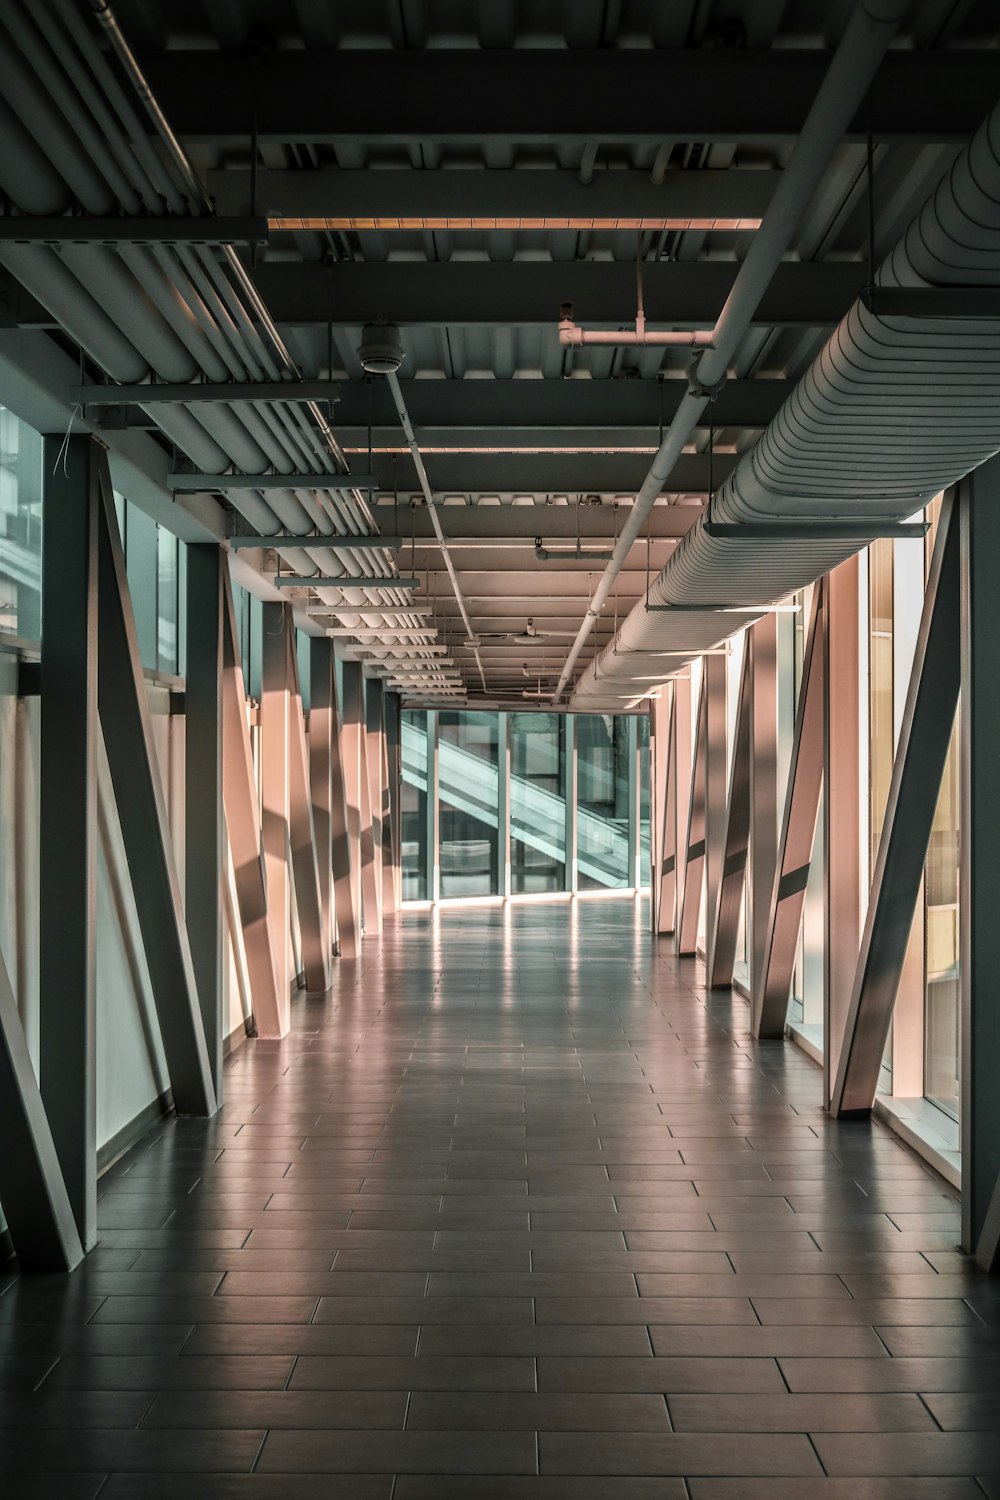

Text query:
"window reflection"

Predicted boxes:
[[0, 406, 42, 640], [511, 712, 565, 893], [438, 710, 500, 897]]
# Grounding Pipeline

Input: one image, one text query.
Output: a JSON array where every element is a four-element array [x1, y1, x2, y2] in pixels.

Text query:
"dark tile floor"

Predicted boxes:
[[2, 897, 997, 1496]]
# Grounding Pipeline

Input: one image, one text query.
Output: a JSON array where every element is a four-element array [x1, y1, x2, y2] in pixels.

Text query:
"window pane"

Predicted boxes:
[[510, 712, 565, 893], [0, 406, 42, 639], [638, 713, 651, 889], [124, 502, 158, 671], [925, 707, 960, 1120], [577, 713, 630, 890], [401, 709, 429, 901], [438, 710, 499, 897], [157, 525, 178, 675], [869, 536, 894, 872]]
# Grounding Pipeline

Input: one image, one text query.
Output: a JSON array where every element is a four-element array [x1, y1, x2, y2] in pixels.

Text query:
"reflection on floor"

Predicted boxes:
[[4, 897, 999, 1498]]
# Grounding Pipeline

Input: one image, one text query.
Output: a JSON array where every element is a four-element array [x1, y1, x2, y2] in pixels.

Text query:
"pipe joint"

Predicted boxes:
[[686, 349, 728, 402]]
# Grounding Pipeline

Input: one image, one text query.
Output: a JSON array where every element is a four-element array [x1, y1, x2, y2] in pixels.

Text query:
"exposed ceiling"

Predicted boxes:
[[4, 0, 998, 702]]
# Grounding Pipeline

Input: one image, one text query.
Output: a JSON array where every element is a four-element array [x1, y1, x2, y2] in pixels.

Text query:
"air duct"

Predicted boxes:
[[573, 102, 1000, 709]]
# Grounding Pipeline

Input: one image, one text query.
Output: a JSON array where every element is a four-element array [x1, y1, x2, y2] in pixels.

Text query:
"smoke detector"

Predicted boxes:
[[358, 321, 403, 374]]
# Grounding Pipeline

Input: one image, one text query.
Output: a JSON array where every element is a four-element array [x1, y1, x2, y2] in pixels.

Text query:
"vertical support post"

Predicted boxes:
[[650, 695, 668, 931], [341, 659, 365, 931], [384, 692, 402, 912], [498, 710, 511, 898], [708, 641, 752, 988], [824, 556, 861, 1106], [704, 654, 728, 948], [329, 654, 359, 957], [829, 496, 960, 1117], [960, 459, 1000, 1265], [365, 678, 384, 931], [357, 676, 380, 932], [655, 686, 678, 934], [677, 669, 707, 957], [753, 584, 826, 1039], [308, 638, 336, 970], [39, 435, 97, 1249], [564, 713, 577, 894], [380, 696, 397, 917], [287, 632, 331, 994], [428, 709, 440, 901], [627, 713, 639, 891], [750, 615, 778, 996], [185, 544, 225, 1099], [261, 602, 291, 1028]]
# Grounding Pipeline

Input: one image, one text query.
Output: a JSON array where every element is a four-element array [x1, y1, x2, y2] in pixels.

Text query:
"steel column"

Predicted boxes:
[[959, 461, 1000, 1265], [39, 434, 98, 1249], [704, 656, 728, 951], [327, 652, 359, 957], [824, 557, 861, 1106], [499, 711, 511, 898], [671, 672, 693, 936], [220, 571, 282, 1035], [750, 616, 779, 996], [261, 603, 292, 1028], [829, 497, 960, 1117], [185, 544, 225, 1098], [341, 660, 365, 930], [708, 641, 752, 988], [364, 680, 384, 932], [429, 711, 441, 901], [677, 671, 708, 957], [288, 634, 332, 994], [358, 678, 381, 932], [384, 692, 402, 913], [0, 943, 84, 1271], [95, 458, 216, 1115], [753, 584, 826, 1039], [308, 639, 336, 967], [564, 714, 577, 894], [655, 687, 677, 935], [627, 715, 639, 891]]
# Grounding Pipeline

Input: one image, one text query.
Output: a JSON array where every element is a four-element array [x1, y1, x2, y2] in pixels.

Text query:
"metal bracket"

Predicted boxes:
[[686, 349, 727, 402]]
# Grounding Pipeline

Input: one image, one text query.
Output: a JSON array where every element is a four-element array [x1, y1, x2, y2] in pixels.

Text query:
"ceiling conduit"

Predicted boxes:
[[572, 99, 1000, 709], [0, 0, 441, 678], [555, 0, 910, 703]]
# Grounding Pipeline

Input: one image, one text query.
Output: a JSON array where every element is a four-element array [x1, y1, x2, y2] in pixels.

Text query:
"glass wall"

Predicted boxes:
[[400, 707, 650, 901], [118, 496, 187, 677], [577, 714, 631, 890], [0, 406, 43, 641], [438, 710, 500, 898], [510, 712, 565, 893]]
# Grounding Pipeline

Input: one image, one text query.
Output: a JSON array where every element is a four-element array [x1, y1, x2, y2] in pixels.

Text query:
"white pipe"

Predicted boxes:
[[553, 0, 910, 702], [385, 370, 488, 694]]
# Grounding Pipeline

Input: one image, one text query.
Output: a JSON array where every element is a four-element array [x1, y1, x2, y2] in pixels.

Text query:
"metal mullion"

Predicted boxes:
[[627, 714, 639, 891], [564, 714, 577, 894], [708, 641, 752, 989], [340, 660, 365, 932], [287, 629, 332, 994], [655, 685, 678, 935], [307, 638, 336, 968], [677, 671, 707, 957], [499, 711, 511, 898], [749, 615, 778, 997], [40, 435, 99, 1250], [429, 711, 440, 902], [824, 556, 861, 1106]]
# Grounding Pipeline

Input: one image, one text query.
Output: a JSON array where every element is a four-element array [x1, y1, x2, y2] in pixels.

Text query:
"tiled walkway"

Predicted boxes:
[[3, 898, 999, 1497]]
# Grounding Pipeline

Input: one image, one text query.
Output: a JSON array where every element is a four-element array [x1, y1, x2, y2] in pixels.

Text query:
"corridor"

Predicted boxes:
[[2, 899, 997, 1496]]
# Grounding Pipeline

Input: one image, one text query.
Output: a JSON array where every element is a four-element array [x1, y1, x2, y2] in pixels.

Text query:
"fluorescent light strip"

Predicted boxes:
[[272, 216, 761, 233]]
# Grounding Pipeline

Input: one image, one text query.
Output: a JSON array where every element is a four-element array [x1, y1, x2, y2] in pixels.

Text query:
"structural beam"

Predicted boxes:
[[74, 380, 342, 405], [352, 378, 792, 440], [371, 504, 702, 543], [708, 640, 752, 988], [367, 453, 734, 496], [260, 603, 292, 1031], [141, 49, 998, 143], [753, 584, 826, 1039], [288, 632, 333, 994], [39, 434, 99, 1250], [0, 216, 268, 244], [168, 472, 376, 494], [251, 261, 864, 330], [209, 167, 779, 221], [0, 943, 84, 1272], [95, 455, 216, 1116], [221, 569, 283, 1036], [229, 535, 402, 551], [960, 462, 1000, 1265], [749, 616, 778, 996], [829, 498, 959, 1117], [824, 556, 861, 1107], [185, 544, 226, 1099], [341, 661, 366, 932]]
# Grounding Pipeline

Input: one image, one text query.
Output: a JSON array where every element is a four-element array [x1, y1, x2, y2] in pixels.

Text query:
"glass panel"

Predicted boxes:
[[637, 713, 651, 889], [157, 525, 178, 675], [401, 708, 429, 901], [0, 406, 43, 639], [124, 502, 158, 670], [924, 708, 960, 1120], [577, 713, 630, 890], [510, 712, 565, 893], [869, 536, 894, 873], [438, 710, 499, 897]]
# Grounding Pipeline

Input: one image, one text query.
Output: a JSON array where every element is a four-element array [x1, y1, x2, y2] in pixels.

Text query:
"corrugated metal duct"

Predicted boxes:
[[572, 103, 1000, 710]]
